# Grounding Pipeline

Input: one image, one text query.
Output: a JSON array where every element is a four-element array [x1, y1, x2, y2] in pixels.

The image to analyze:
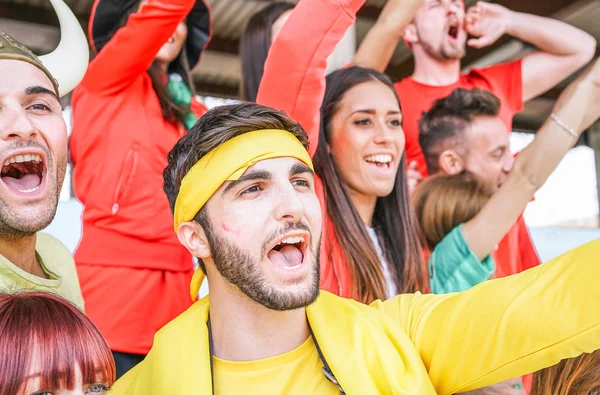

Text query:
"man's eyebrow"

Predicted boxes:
[[289, 162, 314, 177], [222, 170, 272, 195], [24, 86, 58, 101]]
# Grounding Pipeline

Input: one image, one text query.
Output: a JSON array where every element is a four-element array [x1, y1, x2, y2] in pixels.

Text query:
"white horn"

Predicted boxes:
[[39, 0, 89, 97]]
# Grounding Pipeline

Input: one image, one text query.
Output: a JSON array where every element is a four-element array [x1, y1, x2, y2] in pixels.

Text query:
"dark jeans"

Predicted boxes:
[[112, 351, 146, 379]]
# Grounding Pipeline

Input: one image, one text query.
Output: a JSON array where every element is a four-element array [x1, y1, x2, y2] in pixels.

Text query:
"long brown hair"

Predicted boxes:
[[314, 66, 427, 303], [412, 171, 493, 250], [531, 352, 600, 395], [113, 2, 195, 124], [239, 2, 294, 102]]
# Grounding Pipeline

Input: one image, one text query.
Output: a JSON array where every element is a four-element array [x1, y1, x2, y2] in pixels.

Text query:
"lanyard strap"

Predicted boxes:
[[308, 320, 347, 395], [207, 314, 345, 394], [207, 316, 216, 395]]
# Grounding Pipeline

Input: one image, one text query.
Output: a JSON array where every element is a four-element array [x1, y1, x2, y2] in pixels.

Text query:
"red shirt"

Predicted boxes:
[[396, 61, 524, 178], [70, 0, 208, 354], [395, 62, 540, 278]]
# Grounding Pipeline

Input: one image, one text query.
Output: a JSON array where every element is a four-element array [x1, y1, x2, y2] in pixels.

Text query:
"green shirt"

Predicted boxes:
[[429, 224, 495, 294], [0, 233, 84, 310]]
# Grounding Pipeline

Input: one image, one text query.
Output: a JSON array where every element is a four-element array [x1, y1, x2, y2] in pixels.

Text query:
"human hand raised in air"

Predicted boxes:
[[464, 2, 511, 49]]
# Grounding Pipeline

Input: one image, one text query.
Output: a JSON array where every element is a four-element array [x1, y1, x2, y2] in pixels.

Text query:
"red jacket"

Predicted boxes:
[[258, 0, 367, 299], [70, 0, 208, 354]]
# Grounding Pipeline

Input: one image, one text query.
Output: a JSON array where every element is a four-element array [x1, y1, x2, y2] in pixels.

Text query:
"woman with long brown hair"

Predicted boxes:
[[70, 0, 211, 378], [314, 66, 426, 302], [257, 0, 427, 303]]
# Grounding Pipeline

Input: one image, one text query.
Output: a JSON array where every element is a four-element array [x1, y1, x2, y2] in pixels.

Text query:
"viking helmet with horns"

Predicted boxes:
[[0, 0, 89, 97]]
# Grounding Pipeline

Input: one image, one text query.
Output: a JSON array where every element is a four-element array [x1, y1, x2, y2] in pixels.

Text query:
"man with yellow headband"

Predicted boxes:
[[113, 87, 600, 393], [0, 0, 88, 309]]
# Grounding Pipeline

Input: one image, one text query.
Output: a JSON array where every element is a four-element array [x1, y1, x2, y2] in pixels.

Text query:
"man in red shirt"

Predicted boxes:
[[389, 1, 596, 281], [418, 87, 535, 279], [397, 0, 596, 178]]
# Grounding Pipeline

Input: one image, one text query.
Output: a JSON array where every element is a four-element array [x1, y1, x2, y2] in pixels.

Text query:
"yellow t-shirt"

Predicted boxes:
[[214, 337, 338, 394], [112, 239, 600, 395], [0, 233, 84, 311]]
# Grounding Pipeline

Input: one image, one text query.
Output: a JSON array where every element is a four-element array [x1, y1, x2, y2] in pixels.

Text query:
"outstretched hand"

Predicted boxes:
[[465, 2, 511, 49]]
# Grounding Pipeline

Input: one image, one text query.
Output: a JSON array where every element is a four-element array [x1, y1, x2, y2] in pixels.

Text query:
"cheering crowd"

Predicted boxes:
[[1, 0, 600, 393]]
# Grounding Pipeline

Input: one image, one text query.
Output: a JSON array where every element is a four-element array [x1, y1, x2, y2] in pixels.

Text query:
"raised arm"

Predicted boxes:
[[462, 57, 600, 260], [381, 238, 600, 394], [465, 2, 597, 102], [81, 0, 195, 95], [256, 0, 366, 157], [352, 0, 424, 72]]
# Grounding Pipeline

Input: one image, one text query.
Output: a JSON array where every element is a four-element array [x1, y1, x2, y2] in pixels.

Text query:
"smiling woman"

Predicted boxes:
[[313, 67, 426, 303], [255, 0, 428, 303]]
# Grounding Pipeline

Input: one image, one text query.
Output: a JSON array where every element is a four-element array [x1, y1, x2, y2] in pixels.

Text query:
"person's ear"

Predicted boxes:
[[177, 220, 211, 259], [403, 23, 419, 49], [438, 150, 465, 175]]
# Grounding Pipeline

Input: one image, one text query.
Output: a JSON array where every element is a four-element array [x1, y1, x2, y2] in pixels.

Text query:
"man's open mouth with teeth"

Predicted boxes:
[[447, 20, 460, 40], [0, 153, 46, 194], [365, 154, 393, 170], [267, 235, 308, 271]]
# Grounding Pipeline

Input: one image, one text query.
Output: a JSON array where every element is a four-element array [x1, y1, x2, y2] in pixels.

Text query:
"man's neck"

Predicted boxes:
[[0, 233, 44, 277], [411, 49, 462, 86], [208, 284, 309, 362]]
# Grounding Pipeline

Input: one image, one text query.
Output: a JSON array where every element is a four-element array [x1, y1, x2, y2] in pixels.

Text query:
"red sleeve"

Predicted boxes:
[[476, 59, 524, 114], [81, 0, 195, 95], [256, 0, 366, 158], [516, 215, 541, 270]]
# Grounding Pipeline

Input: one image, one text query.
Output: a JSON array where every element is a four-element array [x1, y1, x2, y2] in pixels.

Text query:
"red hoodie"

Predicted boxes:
[[70, 0, 209, 354]]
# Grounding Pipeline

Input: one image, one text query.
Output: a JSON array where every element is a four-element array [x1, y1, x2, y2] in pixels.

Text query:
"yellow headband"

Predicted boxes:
[[172, 129, 313, 300]]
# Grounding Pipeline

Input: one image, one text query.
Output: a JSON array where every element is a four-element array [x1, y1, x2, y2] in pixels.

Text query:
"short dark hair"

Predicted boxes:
[[163, 101, 309, 217], [163, 102, 310, 274], [418, 88, 501, 174]]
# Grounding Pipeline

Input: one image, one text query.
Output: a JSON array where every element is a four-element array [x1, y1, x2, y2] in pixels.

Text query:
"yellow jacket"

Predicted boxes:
[[111, 239, 600, 394]]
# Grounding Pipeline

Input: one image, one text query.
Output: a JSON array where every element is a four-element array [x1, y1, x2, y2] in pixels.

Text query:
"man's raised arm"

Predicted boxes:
[[465, 1, 596, 102]]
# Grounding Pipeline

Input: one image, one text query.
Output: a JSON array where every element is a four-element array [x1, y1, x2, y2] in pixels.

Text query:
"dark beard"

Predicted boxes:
[[204, 221, 321, 311]]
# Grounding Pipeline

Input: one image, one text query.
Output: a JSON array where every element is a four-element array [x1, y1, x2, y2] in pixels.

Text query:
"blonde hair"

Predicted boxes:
[[412, 171, 493, 250]]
